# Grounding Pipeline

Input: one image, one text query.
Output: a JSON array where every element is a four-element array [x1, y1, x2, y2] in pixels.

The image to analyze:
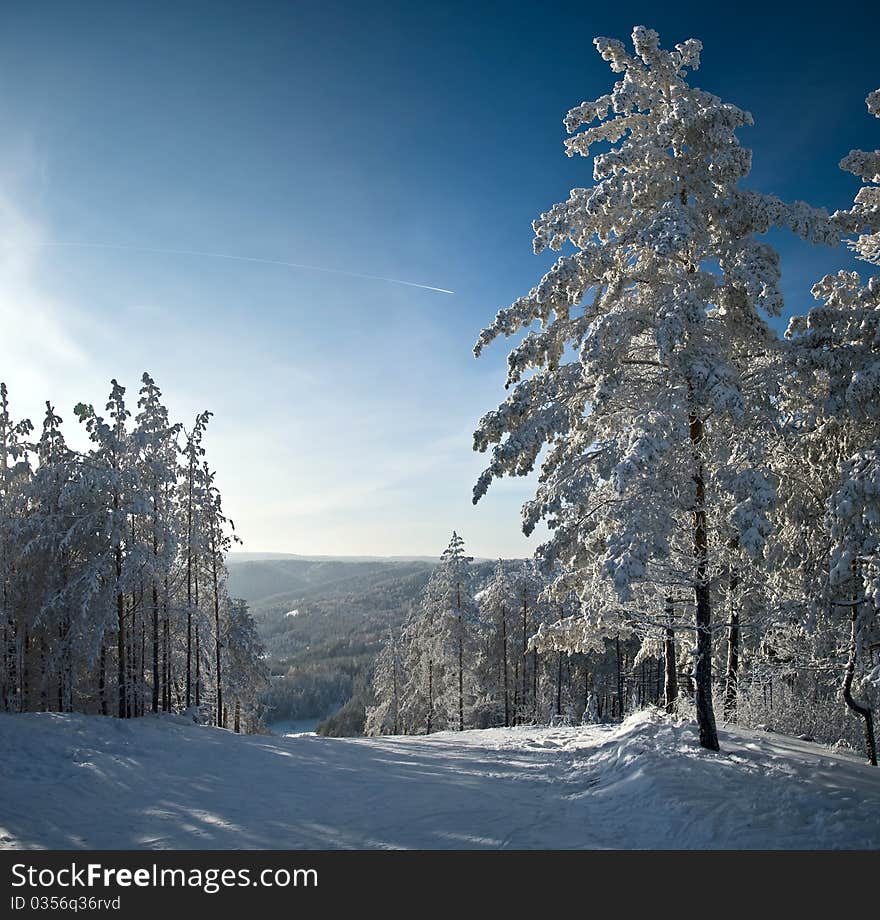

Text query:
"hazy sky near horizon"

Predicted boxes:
[[0, 1, 875, 557]]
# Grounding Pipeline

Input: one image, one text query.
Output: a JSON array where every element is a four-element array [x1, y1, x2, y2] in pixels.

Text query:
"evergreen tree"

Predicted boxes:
[[477, 561, 516, 727], [0, 372, 263, 730], [365, 631, 405, 736], [0, 383, 33, 712], [134, 373, 180, 713], [472, 26, 835, 750], [224, 598, 269, 733], [785, 87, 880, 765]]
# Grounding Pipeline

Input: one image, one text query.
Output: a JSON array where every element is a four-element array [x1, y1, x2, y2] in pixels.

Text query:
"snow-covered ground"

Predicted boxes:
[[1, 709, 878, 849]]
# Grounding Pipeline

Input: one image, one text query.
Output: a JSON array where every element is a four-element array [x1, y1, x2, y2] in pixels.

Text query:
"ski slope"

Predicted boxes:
[[1, 709, 878, 849]]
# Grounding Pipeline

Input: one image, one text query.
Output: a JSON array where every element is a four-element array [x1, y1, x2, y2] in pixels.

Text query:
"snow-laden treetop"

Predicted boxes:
[[472, 25, 836, 605]]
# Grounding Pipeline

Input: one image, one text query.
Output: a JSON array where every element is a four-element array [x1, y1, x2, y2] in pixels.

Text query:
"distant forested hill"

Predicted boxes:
[[226, 557, 441, 734]]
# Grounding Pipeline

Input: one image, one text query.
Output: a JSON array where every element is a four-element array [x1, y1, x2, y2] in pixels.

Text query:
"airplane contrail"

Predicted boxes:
[[32, 240, 456, 295]]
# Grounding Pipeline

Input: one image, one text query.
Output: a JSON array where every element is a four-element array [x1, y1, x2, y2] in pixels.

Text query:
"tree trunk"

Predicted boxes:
[[186, 459, 194, 707], [583, 665, 589, 716], [689, 410, 720, 751], [426, 659, 433, 734], [139, 616, 146, 716], [98, 644, 106, 715], [501, 607, 510, 727], [616, 634, 624, 718], [842, 606, 877, 766], [211, 525, 222, 729], [521, 595, 528, 721], [116, 545, 125, 720], [19, 625, 28, 712], [195, 623, 201, 707], [458, 630, 464, 732], [163, 615, 171, 712], [125, 610, 133, 719], [234, 699, 241, 734], [512, 658, 520, 725], [556, 650, 563, 717], [723, 569, 740, 722], [40, 636, 47, 712], [532, 647, 538, 721], [664, 596, 678, 714], [152, 583, 159, 713], [392, 653, 399, 735]]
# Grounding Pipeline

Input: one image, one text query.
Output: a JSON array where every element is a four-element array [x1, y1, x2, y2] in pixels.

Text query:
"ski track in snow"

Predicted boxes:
[[1, 710, 878, 849]]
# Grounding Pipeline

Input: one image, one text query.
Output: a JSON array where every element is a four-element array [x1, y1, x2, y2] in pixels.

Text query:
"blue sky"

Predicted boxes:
[[0, 1, 875, 557]]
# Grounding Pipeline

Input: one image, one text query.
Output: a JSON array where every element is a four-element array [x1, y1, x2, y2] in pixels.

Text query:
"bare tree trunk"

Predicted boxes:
[[234, 698, 241, 734], [690, 409, 719, 751], [19, 625, 28, 712], [152, 583, 159, 713], [532, 647, 538, 721], [616, 634, 624, 718], [583, 665, 589, 716], [186, 458, 194, 707], [426, 659, 433, 734], [392, 654, 399, 735], [195, 623, 201, 707], [521, 595, 528, 721], [116, 547, 125, 720], [723, 569, 740, 722], [512, 658, 520, 725], [843, 606, 877, 766], [458, 630, 464, 732], [98, 643, 106, 715], [128, 599, 136, 719], [501, 606, 509, 727], [40, 636, 47, 712], [140, 617, 146, 716], [664, 596, 678, 714], [211, 530, 222, 729], [163, 615, 171, 712], [556, 650, 563, 717]]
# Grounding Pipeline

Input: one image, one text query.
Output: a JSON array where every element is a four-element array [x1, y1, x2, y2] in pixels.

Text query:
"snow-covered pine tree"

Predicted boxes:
[[538, 588, 584, 721], [0, 372, 260, 727], [398, 593, 443, 734], [430, 532, 482, 731], [202, 459, 238, 727], [224, 597, 269, 733], [75, 380, 143, 718], [509, 561, 545, 724], [785, 87, 880, 765], [181, 410, 212, 707], [476, 561, 516, 726], [472, 25, 835, 750], [0, 384, 33, 712], [839, 89, 880, 267], [134, 373, 181, 713], [391, 533, 485, 734], [20, 403, 75, 711], [365, 630, 406, 735]]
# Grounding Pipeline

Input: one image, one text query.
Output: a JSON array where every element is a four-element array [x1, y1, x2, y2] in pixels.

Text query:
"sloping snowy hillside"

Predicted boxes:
[[1, 710, 878, 849]]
